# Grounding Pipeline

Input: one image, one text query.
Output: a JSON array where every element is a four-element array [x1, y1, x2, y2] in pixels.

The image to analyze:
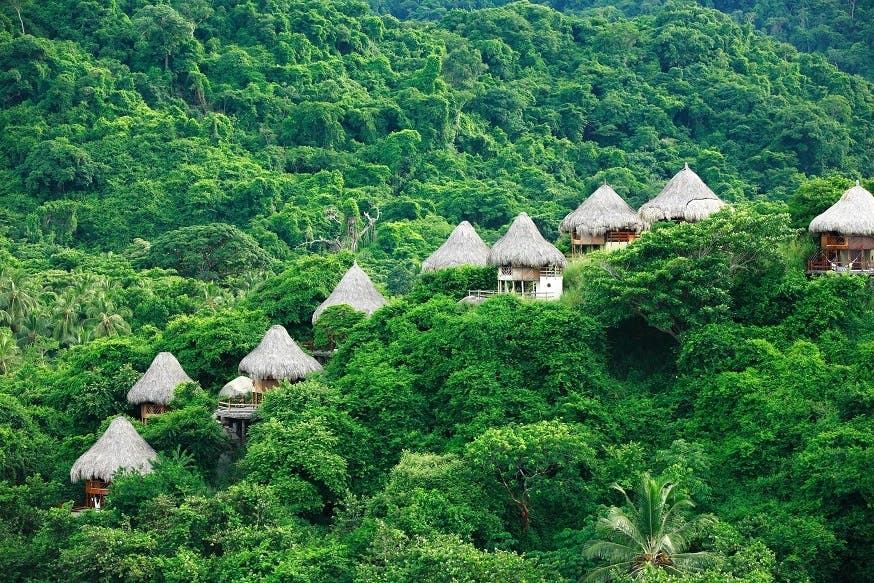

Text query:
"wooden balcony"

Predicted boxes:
[[807, 251, 874, 275]]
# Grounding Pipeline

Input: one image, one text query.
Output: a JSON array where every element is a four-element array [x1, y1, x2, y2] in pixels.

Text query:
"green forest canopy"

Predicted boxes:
[[0, 0, 872, 581]]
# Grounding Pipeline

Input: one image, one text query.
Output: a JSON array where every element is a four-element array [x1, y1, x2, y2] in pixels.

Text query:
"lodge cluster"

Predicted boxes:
[[69, 164, 874, 509]]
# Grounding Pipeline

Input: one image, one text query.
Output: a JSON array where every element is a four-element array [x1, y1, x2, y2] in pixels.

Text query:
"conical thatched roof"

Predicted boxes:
[[238, 325, 323, 381], [560, 183, 647, 237], [638, 163, 726, 223], [311, 262, 387, 324], [488, 213, 567, 268], [421, 221, 491, 272], [70, 417, 157, 483], [219, 376, 255, 399], [126, 352, 194, 406], [809, 181, 874, 236]]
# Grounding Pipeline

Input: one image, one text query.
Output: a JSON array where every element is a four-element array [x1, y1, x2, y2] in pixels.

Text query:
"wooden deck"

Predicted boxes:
[[807, 252, 874, 275]]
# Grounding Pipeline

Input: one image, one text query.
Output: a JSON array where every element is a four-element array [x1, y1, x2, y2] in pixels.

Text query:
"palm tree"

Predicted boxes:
[[0, 269, 40, 333], [0, 327, 22, 374], [583, 473, 716, 582], [85, 295, 131, 339]]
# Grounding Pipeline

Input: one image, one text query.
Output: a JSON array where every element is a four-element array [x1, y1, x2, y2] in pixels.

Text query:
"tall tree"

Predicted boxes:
[[583, 473, 716, 581]]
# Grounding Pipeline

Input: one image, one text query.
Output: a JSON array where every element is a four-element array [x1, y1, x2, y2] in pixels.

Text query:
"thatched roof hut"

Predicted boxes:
[[219, 376, 255, 400], [560, 183, 646, 237], [311, 262, 387, 324], [638, 163, 726, 223], [239, 325, 323, 381], [488, 213, 567, 268], [809, 181, 874, 236], [421, 221, 491, 272], [70, 417, 157, 483], [126, 352, 194, 406]]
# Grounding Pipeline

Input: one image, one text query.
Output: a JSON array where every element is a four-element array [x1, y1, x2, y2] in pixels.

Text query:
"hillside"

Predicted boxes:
[[0, 1, 873, 582]]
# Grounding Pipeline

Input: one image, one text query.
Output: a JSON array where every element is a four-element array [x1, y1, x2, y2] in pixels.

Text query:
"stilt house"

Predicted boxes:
[[312, 262, 387, 324], [126, 351, 193, 423], [560, 182, 647, 254], [421, 221, 490, 272], [638, 163, 726, 224], [238, 325, 323, 404], [216, 375, 257, 440], [488, 212, 567, 300], [807, 181, 874, 274], [70, 416, 157, 509]]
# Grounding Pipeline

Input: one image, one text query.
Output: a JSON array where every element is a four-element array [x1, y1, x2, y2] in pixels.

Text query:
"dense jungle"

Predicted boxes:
[[0, 0, 872, 581]]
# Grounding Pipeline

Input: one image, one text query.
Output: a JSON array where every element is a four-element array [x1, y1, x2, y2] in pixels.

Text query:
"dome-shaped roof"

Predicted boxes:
[[809, 181, 874, 236], [560, 183, 646, 236], [238, 325, 323, 381], [638, 163, 726, 223], [312, 262, 387, 324], [70, 417, 157, 483], [488, 213, 567, 268], [421, 221, 490, 272], [126, 352, 194, 406]]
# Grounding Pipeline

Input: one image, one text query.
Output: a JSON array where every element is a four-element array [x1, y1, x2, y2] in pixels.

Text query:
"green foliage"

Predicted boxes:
[[313, 304, 365, 350], [144, 223, 273, 282], [140, 383, 230, 478], [583, 472, 717, 582]]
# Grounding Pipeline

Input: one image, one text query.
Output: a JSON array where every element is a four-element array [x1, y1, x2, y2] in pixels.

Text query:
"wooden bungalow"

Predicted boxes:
[[421, 221, 490, 272], [311, 261, 387, 324], [216, 375, 257, 440], [70, 416, 157, 509], [126, 351, 193, 423], [560, 182, 647, 254], [488, 212, 567, 300], [638, 163, 726, 224], [238, 325, 323, 404], [807, 181, 874, 274]]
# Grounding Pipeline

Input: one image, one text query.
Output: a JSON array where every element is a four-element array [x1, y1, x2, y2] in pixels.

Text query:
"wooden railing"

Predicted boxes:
[[217, 401, 257, 412], [807, 251, 874, 273]]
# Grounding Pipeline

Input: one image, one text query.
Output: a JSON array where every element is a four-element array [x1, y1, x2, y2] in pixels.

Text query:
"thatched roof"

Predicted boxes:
[[809, 181, 874, 236], [311, 262, 387, 324], [488, 213, 567, 268], [421, 221, 491, 272], [560, 183, 646, 236], [70, 417, 157, 483], [219, 376, 254, 399], [126, 352, 194, 406], [638, 163, 726, 223], [238, 324, 323, 381]]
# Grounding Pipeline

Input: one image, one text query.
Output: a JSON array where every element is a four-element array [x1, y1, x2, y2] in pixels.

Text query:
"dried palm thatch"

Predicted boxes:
[[312, 262, 387, 324], [239, 324, 323, 381], [638, 163, 726, 223], [809, 181, 874, 236], [70, 417, 157, 483], [421, 221, 491, 272], [219, 376, 255, 399], [560, 183, 646, 237], [488, 213, 567, 268], [126, 351, 194, 406]]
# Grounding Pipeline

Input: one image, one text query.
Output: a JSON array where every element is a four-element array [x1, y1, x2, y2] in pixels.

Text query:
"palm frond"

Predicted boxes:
[[583, 540, 637, 562]]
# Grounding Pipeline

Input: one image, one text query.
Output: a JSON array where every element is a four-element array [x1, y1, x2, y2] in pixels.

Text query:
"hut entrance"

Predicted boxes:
[[140, 403, 170, 424], [84, 479, 109, 509]]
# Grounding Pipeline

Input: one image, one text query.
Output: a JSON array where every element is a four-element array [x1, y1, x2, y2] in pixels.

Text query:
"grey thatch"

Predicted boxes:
[[312, 262, 387, 324], [421, 221, 491, 272], [219, 376, 255, 399], [559, 183, 646, 237], [126, 351, 194, 406], [239, 324, 323, 381], [809, 181, 874, 236], [488, 213, 567, 268], [638, 163, 726, 223], [70, 417, 157, 483]]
